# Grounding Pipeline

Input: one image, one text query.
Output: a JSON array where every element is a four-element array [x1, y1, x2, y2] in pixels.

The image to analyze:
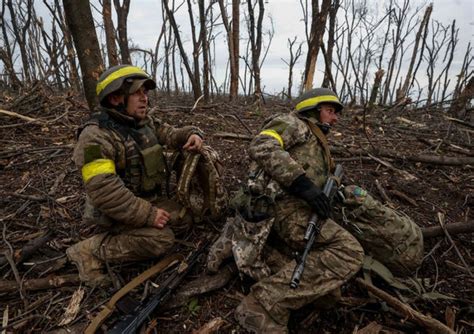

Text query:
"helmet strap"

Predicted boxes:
[[317, 122, 331, 134]]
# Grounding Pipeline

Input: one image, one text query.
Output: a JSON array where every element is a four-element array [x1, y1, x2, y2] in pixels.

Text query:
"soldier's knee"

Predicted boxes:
[[150, 227, 175, 248], [329, 225, 365, 276], [137, 227, 175, 257]]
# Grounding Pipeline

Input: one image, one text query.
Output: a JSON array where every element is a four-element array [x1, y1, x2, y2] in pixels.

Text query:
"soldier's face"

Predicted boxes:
[[319, 104, 338, 126], [125, 86, 149, 120]]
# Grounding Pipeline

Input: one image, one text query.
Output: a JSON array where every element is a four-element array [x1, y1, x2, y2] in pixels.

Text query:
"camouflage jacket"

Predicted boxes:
[[73, 107, 202, 228], [249, 112, 333, 198]]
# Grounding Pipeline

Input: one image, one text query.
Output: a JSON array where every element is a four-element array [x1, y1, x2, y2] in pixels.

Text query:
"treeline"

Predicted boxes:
[[0, 0, 472, 115]]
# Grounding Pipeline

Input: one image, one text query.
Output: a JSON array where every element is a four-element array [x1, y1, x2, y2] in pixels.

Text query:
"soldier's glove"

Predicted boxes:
[[288, 174, 331, 219]]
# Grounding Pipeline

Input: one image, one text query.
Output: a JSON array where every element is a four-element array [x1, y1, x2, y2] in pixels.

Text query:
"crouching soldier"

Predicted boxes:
[[67, 65, 204, 286], [207, 88, 423, 333]]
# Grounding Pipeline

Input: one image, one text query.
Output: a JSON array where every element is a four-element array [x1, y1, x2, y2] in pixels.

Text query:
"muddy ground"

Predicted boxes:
[[0, 84, 472, 333]]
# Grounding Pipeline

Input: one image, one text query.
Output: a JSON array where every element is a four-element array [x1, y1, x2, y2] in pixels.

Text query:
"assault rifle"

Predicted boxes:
[[290, 164, 344, 289], [109, 240, 209, 334]]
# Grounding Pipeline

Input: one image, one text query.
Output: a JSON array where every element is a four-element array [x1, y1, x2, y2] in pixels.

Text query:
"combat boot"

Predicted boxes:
[[207, 218, 238, 273], [235, 294, 288, 334], [66, 236, 108, 286]]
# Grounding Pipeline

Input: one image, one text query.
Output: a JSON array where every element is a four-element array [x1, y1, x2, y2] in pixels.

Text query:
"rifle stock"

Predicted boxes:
[[290, 164, 343, 289]]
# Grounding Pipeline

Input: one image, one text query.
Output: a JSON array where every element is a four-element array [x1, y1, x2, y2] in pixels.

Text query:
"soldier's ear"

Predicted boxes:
[[107, 93, 124, 107]]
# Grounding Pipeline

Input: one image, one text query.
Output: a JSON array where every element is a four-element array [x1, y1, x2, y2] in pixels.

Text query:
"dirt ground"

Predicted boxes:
[[0, 85, 473, 333]]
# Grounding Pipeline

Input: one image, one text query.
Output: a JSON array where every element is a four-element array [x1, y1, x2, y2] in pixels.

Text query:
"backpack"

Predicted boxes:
[[338, 185, 424, 276], [172, 146, 228, 222]]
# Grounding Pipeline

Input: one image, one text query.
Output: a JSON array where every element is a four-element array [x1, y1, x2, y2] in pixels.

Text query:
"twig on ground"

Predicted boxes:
[[375, 179, 394, 206], [437, 213, 473, 277]]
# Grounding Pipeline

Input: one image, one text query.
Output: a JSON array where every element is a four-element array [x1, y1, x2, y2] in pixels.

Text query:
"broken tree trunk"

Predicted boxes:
[[356, 278, 455, 334], [449, 76, 474, 119]]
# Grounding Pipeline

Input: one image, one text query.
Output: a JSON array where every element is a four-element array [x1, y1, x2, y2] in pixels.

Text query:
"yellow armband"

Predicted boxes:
[[81, 159, 116, 183]]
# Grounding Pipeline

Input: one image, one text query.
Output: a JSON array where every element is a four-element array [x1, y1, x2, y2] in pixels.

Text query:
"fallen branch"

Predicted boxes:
[[0, 230, 53, 266], [445, 116, 474, 130], [390, 189, 418, 206], [0, 274, 80, 293], [355, 278, 455, 334], [332, 146, 474, 166], [422, 222, 474, 238], [368, 153, 417, 181], [0, 109, 44, 124]]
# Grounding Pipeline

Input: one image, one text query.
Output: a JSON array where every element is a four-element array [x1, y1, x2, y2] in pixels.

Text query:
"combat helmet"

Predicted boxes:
[[295, 88, 344, 114], [96, 64, 156, 106]]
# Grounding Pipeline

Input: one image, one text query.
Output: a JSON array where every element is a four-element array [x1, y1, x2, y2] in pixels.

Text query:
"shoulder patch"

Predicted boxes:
[[84, 144, 103, 164]]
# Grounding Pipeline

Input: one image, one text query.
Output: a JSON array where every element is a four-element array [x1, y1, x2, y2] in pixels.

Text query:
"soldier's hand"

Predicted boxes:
[[288, 174, 331, 219], [183, 134, 203, 152], [309, 191, 331, 219], [152, 208, 171, 229]]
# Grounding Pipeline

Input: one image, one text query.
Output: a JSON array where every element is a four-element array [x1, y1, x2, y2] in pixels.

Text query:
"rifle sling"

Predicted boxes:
[[304, 120, 335, 172], [85, 253, 184, 334]]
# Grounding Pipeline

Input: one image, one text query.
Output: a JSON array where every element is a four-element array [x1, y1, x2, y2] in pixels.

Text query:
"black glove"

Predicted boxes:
[[288, 174, 331, 219]]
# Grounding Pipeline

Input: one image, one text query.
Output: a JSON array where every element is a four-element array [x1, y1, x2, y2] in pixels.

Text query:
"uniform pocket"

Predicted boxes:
[[140, 144, 166, 191]]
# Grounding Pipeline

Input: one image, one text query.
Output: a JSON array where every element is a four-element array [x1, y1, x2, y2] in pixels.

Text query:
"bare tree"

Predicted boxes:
[[322, 0, 340, 89], [43, 0, 81, 91], [381, 0, 420, 104], [163, 0, 202, 100], [425, 20, 449, 106], [282, 37, 303, 99], [63, 0, 104, 110], [396, 3, 432, 102], [199, 0, 210, 102], [301, 0, 331, 92], [246, 0, 265, 99], [113, 0, 131, 64], [218, 0, 240, 100], [102, 0, 120, 66], [0, 0, 21, 89], [451, 42, 473, 116], [6, 0, 33, 82]]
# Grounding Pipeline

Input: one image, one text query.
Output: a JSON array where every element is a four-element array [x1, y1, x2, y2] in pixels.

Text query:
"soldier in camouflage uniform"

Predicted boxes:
[[67, 65, 204, 286], [213, 88, 365, 333], [208, 88, 423, 333]]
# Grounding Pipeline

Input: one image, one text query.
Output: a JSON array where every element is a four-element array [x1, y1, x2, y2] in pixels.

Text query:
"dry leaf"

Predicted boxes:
[[58, 288, 85, 326]]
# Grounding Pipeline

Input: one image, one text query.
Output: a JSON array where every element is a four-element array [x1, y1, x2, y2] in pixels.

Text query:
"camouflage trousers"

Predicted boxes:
[[251, 198, 364, 326], [78, 198, 192, 265]]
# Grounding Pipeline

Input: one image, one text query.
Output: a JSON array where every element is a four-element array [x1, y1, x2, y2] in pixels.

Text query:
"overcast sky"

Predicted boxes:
[[37, 0, 474, 95]]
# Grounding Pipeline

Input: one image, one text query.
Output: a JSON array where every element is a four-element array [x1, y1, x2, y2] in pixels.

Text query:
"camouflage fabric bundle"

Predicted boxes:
[[339, 185, 424, 275], [231, 214, 274, 280], [176, 145, 228, 222], [207, 214, 273, 281]]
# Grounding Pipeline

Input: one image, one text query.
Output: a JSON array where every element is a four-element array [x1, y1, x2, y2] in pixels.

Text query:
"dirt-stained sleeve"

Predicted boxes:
[[151, 117, 204, 149], [249, 114, 308, 188], [73, 125, 157, 227]]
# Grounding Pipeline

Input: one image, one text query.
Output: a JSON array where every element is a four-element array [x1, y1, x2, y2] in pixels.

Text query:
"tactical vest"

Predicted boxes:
[[80, 110, 167, 197]]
